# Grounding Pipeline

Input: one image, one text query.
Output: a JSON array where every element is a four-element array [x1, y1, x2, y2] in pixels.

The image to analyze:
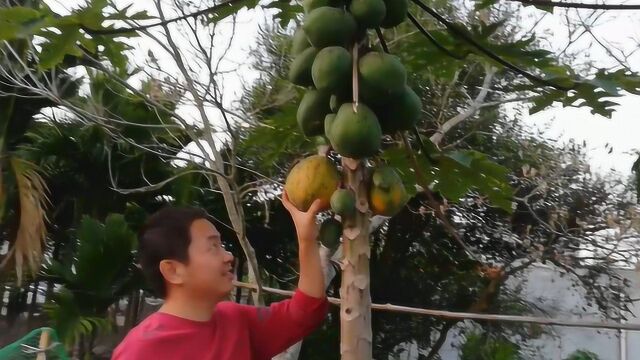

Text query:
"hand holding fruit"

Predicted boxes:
[[281, 190, 323, 244]]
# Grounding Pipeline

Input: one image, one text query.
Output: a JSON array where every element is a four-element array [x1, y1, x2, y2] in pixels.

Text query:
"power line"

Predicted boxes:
[[234, 281, 640, 331], [511, 0, 640, 10], [406, 13, 466, 60], [410, 0, 574, 91]]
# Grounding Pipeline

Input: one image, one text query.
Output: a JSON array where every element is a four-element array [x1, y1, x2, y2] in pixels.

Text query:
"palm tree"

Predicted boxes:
[[0, 31, 78, 284], [42, 214, 142, 357]]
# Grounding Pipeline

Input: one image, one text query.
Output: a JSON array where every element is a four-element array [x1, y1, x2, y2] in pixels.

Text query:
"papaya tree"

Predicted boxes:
[[238, 12, 640, 360]]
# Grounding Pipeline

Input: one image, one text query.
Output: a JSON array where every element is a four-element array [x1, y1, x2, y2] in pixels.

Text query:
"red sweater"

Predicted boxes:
[[112, 290, 328, 360]]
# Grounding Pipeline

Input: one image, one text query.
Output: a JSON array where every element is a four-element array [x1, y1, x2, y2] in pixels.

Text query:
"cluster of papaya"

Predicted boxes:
[[285, 0, 418, 247]]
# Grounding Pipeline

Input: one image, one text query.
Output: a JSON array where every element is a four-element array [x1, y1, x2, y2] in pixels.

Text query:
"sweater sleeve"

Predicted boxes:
[[240, 289, 329, 359]]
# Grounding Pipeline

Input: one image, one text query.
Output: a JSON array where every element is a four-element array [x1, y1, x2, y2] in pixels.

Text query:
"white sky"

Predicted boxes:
[[48, 0, 640, 176], [518, 5, 640, 176]]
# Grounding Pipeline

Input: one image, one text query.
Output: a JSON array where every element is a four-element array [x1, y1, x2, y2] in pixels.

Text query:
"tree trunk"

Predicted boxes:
[[340, 158, 372, 359], [154, 1, 264, 308], [124, 290, 141, 330]]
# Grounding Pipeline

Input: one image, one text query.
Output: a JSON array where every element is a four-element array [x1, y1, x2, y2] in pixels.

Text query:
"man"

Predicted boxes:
[[112, 192, 329, 359]]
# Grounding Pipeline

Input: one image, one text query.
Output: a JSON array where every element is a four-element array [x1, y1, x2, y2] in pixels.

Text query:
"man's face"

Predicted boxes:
[[182, 219, 235, 299]]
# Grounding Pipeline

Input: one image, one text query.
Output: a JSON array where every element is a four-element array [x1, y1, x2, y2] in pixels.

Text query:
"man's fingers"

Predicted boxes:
[[307, 198, 324, 215], [281, 190, 294, 211]]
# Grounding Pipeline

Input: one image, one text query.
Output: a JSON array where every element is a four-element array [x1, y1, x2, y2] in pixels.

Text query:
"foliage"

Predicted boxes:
[[237, 16, 639, 358], [459, 332, 519, 360], [42, 214, 142, 346], [0, 4, 80, 280], [565, 350, 600, 360]]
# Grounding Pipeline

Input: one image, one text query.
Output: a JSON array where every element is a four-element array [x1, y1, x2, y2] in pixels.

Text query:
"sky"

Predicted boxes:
[[517, 5, 640, 176], [47, 0, 640, 176]]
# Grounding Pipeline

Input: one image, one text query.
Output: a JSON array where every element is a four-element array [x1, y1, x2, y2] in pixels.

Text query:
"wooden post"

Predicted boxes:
[[36, 329, 49, 360]]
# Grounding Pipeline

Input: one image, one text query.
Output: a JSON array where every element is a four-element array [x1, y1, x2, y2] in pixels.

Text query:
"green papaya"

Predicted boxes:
[[303, 0, 333, 13], [319, 218, 342, 248], [303, 7, 357, 48], [303, 0, 345, 12], [330, 80, 353, 111], [289, 47, 318, 87], [324, 113, 336, 138], [359, 51, 406, 102], [381, 0, 408, 28], [349, 0, 386, 28], [331, 189, 357, 216], [330, 95, 340, 112], [312, 46, 352, 93], [330, 93, 352, 113], [327, 103, 382, 159], [376, 86, 422, 133], [297, 90, 331, 137], [291, 28, 311, 55]]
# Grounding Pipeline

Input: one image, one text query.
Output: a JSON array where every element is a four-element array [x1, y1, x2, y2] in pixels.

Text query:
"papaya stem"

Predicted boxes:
[[351, 43, 359, 113]]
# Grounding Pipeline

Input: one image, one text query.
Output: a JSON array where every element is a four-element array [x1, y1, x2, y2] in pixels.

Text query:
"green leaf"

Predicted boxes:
[[479, 20, 507, 38], [207, 0, 260, 23], [445, 150, 477, 168], [383, 147, 513, 212], [529, 91, 558, 115], [39, 26, 82, 69], [93, 36, 132, 73], [0, 6, 43, 40], [107, 9, 153, 21], [77, 0, 109, 29], [436, 151, 513, 212], [473, 0, 498, 10], [266, 2, 303, 28]]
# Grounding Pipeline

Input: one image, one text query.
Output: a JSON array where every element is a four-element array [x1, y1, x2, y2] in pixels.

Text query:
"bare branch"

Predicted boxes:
[[430, 65, 496, 145]]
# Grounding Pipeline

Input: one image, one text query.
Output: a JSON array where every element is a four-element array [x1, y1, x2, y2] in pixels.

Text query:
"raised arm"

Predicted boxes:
[[282, 190, 326, 298], [238, 191, 328, 359]]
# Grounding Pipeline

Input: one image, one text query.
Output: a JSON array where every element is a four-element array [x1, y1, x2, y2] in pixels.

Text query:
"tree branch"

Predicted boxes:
[[430, 65, 496, 145], [155, 0, 265, 304], [81, 0, 247, 35]]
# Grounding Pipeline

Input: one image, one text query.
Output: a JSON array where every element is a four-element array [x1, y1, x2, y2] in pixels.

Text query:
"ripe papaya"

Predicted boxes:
[[319, 217, 342, 248], [297, 90, 331, 137], [349, 0, 386, 28], [368, 166, 408, 216], [289, 47, 318, 87], [331, 189, 357, 216], [303, 7, 357, 48], [376, 86, 422, 133], [291, 28, 311, 55], [381, 0, 408, 28], [284, 155, 340, 212], [359, 51, 406, 102], [312, 46, 352, 93], [327, 103, 382, 159]]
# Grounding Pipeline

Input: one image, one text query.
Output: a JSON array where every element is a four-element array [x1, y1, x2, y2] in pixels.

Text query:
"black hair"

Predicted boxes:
[[138, 206, 209, 298]]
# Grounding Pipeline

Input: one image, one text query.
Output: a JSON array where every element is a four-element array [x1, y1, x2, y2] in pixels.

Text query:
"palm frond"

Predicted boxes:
[[0, 157, 49, 284]]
